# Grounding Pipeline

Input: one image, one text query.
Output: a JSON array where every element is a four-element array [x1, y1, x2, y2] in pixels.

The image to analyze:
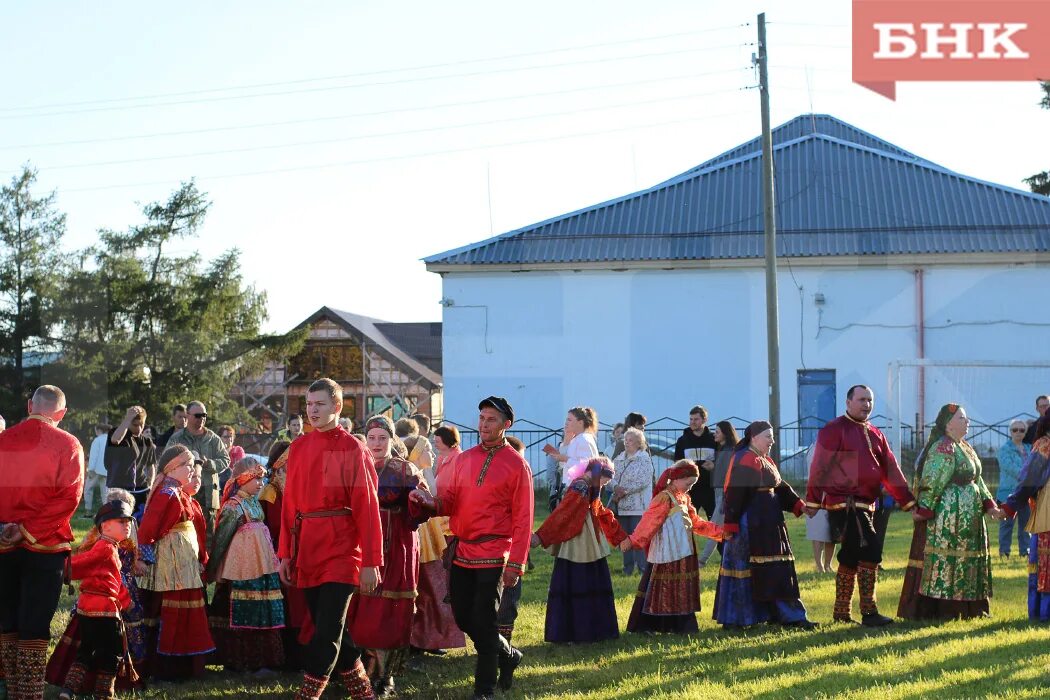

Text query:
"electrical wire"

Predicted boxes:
[[0, 44, 755, 121], [57, 108, 754, 194], [0, 67, 751, 151], [31, 85, 752, 172], [0, 23, 751, 114]]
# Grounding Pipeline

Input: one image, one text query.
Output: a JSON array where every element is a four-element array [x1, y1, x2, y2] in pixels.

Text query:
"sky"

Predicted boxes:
[[2, 1, 1047, 332]]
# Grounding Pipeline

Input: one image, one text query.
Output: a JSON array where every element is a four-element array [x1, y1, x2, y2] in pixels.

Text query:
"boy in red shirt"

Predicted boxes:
[[58, 499, 135, 700]]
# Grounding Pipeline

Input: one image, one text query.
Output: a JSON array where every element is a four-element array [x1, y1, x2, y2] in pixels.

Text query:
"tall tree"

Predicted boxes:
[[51, 181, 306, 432], [0, 166, 66, 418], [1024, 81, 1050, 196]]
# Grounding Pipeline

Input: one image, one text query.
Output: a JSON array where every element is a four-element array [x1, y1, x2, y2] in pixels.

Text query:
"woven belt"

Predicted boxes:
[[289, 508, 354, 581]]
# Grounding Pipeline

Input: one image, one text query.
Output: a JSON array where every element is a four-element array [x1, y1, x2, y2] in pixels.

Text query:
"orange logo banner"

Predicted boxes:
[[853, 0, 1050, 99]]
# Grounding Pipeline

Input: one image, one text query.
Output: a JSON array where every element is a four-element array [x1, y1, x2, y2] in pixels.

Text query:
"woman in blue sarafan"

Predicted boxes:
[[713, 421, 817, 629]]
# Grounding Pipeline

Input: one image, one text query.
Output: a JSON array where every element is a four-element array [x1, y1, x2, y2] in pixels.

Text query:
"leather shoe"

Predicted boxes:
[[861, 612, 894, 627], [498, 647, 523, 690], [787, 619, 819, 630]]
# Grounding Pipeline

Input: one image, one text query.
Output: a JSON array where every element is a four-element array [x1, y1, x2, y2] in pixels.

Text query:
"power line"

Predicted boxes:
[[57, 109, 754, 194], [30, 86, 751, 171], [1, 43, 755, 121], [0, 23, 750, 114], [0, 67, 751, 151]]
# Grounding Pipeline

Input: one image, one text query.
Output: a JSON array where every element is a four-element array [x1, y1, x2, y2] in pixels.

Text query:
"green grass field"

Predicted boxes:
[[50, 509, 1049, 699]]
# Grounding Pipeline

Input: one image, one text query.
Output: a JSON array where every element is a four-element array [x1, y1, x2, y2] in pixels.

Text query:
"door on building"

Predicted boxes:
[[798, 369, 836, 447]]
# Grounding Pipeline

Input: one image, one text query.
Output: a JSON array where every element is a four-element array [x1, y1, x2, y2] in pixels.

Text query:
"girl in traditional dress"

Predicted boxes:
[[531, 456, 627, 643], [625, 460, 723, 634], [137, 445, 215, 681], [46, 489, 147, 692], [408, 425, 465, 655], [347, 415, 432, 699], [899, 404, 1001, 620], [1000, 414, 1050, 621], [713, 421, 816, 629], [259, 440, 311, 669], [207, 457, 285, 674]]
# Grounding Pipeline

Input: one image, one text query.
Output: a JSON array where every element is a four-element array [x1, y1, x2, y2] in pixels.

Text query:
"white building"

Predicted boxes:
[[425, 115, 1050, 457]]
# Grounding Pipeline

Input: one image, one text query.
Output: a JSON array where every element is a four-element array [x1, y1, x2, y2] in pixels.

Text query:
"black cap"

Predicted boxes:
[[94, 499, 134, 526], [478, 396, 514, 425]]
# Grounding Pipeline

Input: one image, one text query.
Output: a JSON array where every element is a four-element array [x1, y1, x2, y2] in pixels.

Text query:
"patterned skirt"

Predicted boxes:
[[712, 509, 808, 627], [626, 556, 699, 634], [209, 578, 286, 671], [544, 557, 618, 644], [899, 519, 990, 620], [1029, 532, 1050, 622], [139, 588, 214, 681], [44, 613, 143, 691], [410, 559, 465, 650]]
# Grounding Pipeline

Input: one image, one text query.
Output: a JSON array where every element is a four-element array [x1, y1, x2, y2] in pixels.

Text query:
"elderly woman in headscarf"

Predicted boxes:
[[624, 459, 723, 634], [999, 413, 1050, 621], [206, 456, 285, 674], [530, 456, 628, 643], [899, 403, 1000, 620], [346, 415, 432, 699], [712, 421, 816, 629]]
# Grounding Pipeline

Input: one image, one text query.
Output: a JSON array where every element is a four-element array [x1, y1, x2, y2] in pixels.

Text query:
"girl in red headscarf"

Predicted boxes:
[[207, 456, 285, 674], [624, 459, 722, 634], [531, 456, 628, 643]]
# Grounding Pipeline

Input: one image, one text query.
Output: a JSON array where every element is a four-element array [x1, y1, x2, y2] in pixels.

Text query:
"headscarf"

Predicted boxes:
[[915, 403, 961, 475], [144, 444, 194, 511], [738, 420, 774, 453], [567, 456, 615, 500], [365, 415, 395, 438], [654, 460, 700, 497], [216, 457, 266, 526], [259, 446, 289, 505]]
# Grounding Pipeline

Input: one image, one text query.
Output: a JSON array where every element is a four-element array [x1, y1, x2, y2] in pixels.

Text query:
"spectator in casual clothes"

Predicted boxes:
[[605, 423, 624, 458], [610, 427, 655, 575], [610, 413, 647, 460], [276, 414, 304, 443], [1023, 395, 1050, 445], [156, 404, 188, 452], [674, 405, 717, 518], [217, 424, 244, 493], [997, 419, 1033, 557], [105, 406, 157, 510], [544, 407, 601, 508], [698, 421, 738, 567], [167, 400, 230, 546], [83, 423, 112, 512]]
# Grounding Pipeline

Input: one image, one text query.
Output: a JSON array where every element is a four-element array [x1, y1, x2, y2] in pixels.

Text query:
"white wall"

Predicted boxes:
[[438, 261, 1050, 449]]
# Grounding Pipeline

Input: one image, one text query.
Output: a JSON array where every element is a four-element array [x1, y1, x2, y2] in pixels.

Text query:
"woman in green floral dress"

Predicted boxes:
[[908, 404, 1002, 619]]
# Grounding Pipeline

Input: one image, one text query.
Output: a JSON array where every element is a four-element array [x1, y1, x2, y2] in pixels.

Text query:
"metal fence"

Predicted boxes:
[[439, 412, 1034, 492]]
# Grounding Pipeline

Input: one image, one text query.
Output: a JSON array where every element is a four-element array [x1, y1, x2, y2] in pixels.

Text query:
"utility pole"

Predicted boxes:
[[756, 12, 781, 464]]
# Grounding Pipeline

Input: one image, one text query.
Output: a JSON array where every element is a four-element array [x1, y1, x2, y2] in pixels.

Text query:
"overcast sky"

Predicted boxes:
[[3, 1, 1047, 331]]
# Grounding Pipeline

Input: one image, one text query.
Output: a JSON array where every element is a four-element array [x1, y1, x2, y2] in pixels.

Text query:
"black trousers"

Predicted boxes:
[[829, 508, 883, 567], [449, 566, 511, 695], [302, 582, 363, 679], [76, 616, 122, 673], [496, 577, 522, 630], [0, 549, 68, 640]]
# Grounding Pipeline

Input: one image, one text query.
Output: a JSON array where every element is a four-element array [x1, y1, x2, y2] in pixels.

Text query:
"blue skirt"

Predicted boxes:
[[713, 510, 808, 627], [544, 557, 618, 643], [1029, 537, 1050, 622]]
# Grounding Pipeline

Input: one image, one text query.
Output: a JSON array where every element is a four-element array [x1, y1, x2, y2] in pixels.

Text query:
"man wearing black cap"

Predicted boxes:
[[410, 396, 534, 700]]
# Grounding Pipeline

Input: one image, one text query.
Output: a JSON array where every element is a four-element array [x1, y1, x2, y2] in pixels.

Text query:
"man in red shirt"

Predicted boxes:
[[806, 384, 916, 627], [278, 378, 383, 700], [0, 385, 84, 700], [411, 396, 534, 700]]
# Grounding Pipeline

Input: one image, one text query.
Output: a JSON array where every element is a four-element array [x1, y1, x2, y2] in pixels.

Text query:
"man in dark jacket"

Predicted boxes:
[[674, 405, 717, 518], [1023, 394, 1049, 445], [156, 403, 187, 452]]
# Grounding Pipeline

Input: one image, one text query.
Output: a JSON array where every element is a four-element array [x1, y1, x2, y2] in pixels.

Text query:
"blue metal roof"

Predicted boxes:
[[424, 114, 1050, 267]]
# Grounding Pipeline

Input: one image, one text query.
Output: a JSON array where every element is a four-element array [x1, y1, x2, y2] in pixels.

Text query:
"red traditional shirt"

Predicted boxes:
[[806, 415, 916, 512], [277, 426, 384, 588], [0, 415, 84, 554], [535, 480, 627, 548], [70, 536, 132, 618], [138, 479, 209, 566], [436, 440, 534, 574], [629, 486, 723, 548]]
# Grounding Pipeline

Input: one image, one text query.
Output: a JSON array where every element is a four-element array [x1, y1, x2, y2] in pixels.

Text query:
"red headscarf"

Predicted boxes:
[[653, 460, 700, 497]]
